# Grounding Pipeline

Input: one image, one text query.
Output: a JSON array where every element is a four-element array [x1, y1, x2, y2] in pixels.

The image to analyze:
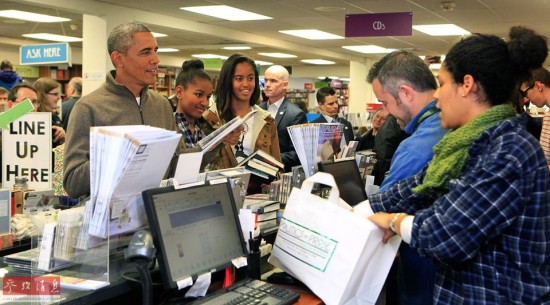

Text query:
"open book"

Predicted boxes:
[[197, 110, 257, 152], [287, 123, 345, 178], [173, 110, 257, 184]]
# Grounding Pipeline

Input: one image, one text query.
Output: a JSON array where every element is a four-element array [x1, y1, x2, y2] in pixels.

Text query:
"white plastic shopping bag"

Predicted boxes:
[[269, 172, 400, 305]]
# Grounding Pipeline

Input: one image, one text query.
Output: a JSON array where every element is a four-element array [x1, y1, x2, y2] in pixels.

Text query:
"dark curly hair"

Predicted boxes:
[[444, 26, 547, 106]]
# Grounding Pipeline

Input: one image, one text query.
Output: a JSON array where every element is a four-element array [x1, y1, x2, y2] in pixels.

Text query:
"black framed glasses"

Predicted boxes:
[[519, 83, 535, 98]]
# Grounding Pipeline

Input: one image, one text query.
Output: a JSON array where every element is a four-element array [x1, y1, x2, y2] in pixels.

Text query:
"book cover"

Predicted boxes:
[[0, 189, 10, 234], [253, 150, 284, 169], [256, 211, 278, 222], [238, 149, 284, 170], [340, 140, 359, 158], [317, 123, 345, 161], [248, 159, 278, 177], [198, 110, 256, 152], [243, 199, 280, 213], [261, 225, 279, 235], [245, 165, 270, 179], [258, 219, 277, 230]]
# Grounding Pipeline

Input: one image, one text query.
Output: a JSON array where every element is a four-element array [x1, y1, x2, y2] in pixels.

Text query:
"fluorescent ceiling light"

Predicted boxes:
[[157, 48, 179, 53], [181, 5, 272, 21], [223, 46, 251, 50], [152, 32, 167, 38], [0, 10, 70, 23], [192, 54, 227, 59], [279, 29, 343, 40], [23, 33, 82, 42], [258, 52, 297, 58], [301, 59, 335, 65], [429, 63, 442, 70], [317, 76, 340, 79], [342, 45, 396, 54], [413, 24, 470, 36], [255, 60, 273, 66]]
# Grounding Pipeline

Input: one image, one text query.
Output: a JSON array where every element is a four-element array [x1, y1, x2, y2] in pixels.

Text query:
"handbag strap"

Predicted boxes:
[[300, 172, 340, 204]]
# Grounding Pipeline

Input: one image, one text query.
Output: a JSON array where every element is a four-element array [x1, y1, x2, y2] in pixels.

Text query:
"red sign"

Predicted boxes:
[[304, 83, 313, 90], [2, 275, 60, 302], [366, 103, 383, 111]]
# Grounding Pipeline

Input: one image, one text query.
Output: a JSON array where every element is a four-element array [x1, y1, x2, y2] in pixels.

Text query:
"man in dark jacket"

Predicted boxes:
[[311, 87, 354, 144], [261, 65, 307, 172]]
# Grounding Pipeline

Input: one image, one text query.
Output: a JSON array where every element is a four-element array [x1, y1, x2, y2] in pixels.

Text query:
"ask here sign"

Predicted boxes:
[[2, 113, 52, 190]]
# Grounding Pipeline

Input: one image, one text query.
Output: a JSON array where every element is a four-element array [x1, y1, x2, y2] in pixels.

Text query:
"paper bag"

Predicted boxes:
[[269, 172, 400, 305]]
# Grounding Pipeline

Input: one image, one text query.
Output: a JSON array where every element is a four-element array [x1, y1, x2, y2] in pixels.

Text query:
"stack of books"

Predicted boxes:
[[237, 150, 284, 180], [242, 197, 281, 234]]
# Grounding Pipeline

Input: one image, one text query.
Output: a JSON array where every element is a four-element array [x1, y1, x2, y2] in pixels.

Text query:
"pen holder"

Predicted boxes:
[[246, 251, 261, 280]]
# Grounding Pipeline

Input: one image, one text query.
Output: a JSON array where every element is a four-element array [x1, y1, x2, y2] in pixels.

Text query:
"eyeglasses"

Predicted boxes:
[[519, 83, 535, 98], [46, 92, 60, 97]]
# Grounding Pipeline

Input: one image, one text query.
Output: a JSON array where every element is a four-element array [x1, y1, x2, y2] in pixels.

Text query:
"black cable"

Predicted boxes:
[[120, 257, 161, 285], [134, 258, 153, 305]]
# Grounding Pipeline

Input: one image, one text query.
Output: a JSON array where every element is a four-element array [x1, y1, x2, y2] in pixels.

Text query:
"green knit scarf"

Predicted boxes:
[[412, 104, 517, 195]]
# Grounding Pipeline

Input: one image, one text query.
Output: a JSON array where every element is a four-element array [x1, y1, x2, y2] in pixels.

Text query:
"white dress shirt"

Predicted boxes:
[[267, 97, 284, 119]]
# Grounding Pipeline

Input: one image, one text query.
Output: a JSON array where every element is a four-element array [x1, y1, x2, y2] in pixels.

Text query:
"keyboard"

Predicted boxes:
[[190, 278, 300, 305]]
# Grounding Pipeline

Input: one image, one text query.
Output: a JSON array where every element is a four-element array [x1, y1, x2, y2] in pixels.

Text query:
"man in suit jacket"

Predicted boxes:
[[260, 65, 307, 172], [312, 87, 354, 144]]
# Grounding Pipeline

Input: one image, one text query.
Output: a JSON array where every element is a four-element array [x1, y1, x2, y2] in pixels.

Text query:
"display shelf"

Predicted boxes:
[[152, 66, 180, 97], [334, 87, 349, 116], [286, 89, 313, 110], [30, 64, 83, 96]]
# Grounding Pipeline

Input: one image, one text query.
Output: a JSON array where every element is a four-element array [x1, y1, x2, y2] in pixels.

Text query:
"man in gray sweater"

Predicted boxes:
[[63, 22, 175, 198]]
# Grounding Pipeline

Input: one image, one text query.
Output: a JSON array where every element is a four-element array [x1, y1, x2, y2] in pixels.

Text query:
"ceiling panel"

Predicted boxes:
[[2, 0, 550, 73]]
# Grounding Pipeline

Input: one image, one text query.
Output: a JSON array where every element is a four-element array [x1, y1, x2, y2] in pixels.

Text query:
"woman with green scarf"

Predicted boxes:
[[369, 26, 550, 304]]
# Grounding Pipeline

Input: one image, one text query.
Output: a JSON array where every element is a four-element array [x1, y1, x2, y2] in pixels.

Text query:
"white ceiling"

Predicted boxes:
[[2, 0, 550, 74]]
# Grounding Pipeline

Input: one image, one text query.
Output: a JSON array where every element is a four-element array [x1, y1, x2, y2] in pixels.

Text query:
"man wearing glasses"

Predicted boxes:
[[7, 82, 39, 111], [520, 67, 550, 168]]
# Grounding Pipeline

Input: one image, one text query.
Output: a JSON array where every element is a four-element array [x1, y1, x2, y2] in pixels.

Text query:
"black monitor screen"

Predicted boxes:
[[317, 159, 368, 206], [142, 182, 247, 289]]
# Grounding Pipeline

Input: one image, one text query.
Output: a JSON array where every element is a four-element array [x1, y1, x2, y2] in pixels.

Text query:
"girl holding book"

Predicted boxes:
[[204, 54, 281, 193], [174, 59, 241, 170], [205, 54, 281, 169]]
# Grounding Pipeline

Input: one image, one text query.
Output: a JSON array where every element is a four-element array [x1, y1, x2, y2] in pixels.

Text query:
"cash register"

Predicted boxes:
[[141, 180, 300, 304]]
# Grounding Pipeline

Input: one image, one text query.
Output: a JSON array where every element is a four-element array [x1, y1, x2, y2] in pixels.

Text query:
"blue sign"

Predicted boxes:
[[19, 43, 71, 65]]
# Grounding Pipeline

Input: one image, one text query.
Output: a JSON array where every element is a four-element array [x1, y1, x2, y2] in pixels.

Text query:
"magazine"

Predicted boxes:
[[287, 123, 345, 177]]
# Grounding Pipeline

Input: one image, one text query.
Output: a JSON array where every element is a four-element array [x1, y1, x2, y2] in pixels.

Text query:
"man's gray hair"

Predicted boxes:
[[367, 50, 437, 98], [107, 22, 151, 55]]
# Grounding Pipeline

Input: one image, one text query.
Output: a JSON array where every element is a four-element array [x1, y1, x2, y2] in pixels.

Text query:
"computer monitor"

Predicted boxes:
[[317, 158, 368, 206], [142, 181, 247, 289]]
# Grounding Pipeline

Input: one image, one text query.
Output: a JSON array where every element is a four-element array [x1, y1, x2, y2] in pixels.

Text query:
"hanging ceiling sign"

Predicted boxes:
[[345, 12, 413, 37], [19, 43, 71, 65]]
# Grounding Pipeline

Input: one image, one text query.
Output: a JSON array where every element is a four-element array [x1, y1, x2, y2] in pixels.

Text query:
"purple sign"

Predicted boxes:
[[345, 12, 412, 37]]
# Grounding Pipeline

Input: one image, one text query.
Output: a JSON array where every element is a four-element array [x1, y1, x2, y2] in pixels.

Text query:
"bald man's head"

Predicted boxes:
[[264, 65, 289, 103]]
